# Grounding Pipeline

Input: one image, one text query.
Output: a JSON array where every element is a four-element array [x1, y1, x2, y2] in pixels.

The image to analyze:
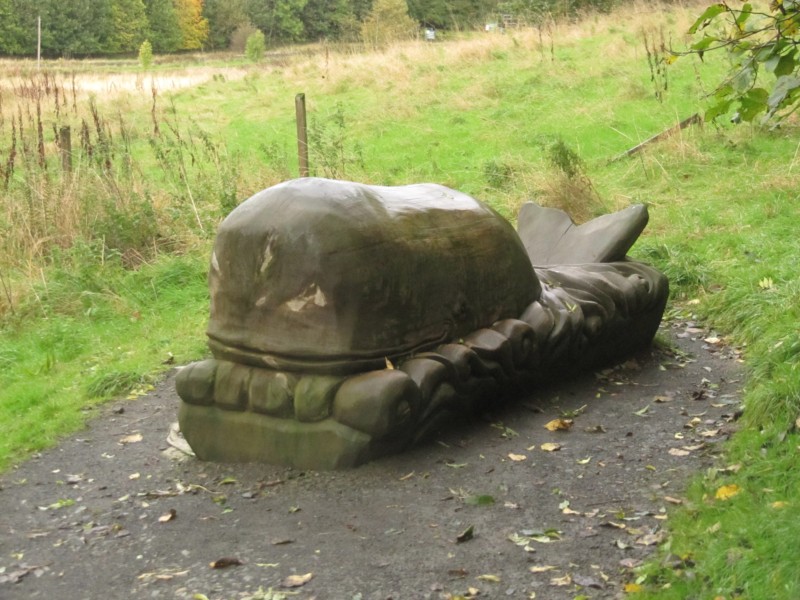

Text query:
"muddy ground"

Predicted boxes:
[[0, 316, 743, 600]]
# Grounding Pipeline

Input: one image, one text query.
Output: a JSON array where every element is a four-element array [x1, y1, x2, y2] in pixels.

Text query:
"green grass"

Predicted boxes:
[[0, 251, 210, 469], [2, 4, 800, 597]]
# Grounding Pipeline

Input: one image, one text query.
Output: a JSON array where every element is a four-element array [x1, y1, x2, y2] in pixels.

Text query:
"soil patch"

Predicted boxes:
[[0, 317, 742, 599]]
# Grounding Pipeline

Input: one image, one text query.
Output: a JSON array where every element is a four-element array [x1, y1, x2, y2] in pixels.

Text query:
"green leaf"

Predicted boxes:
[[465, 494, 496, 506], [691, 35, 719, 52], [767, 75, 800, 112], [775, 51, 797, 77], [735, 3, 753, 30], [688, 3, 728, 34], [738, 88, 769, 121], [705, 98, 734, 122]]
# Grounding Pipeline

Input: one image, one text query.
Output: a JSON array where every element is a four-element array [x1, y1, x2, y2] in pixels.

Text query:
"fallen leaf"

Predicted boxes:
[[385, 357, 394, 370], [668, 448, 690, 457], [634, 405, 650, 417], [576, 457, 592, 465], [771, 501, 789, 509], [281, 572, 313, 588], [477, 574, 500, 583], [399, 471, 415, 481], [448, 568, 469, 577], [653, 395, 674, 403], [664, 496, 683, 505], [624, 582, 643, 593], [209, 557, 243, 569], [158, 509, 177, 523], [619, 558, 642, 569], [550, 574, 572, 586], [700, 429, 721, 438], [614, 539, 631, 550], [508, 453, 527, 461], [446, 462, 468, 469], [540, 443, 561, 452], [456, 525, 474, 543], [119, 433, 143, 445], [715, 484, 741, 500], [137, 568, 189, 582], [271, 538, 294, 545], [560, 502, 580, 516], [219, 477, 237, 485], [529, 565, 557, 573], [465, 495, 495, 506], [544, 418, 573, 431], [635, 531, 665, 546], [573, 574, 603, 588]]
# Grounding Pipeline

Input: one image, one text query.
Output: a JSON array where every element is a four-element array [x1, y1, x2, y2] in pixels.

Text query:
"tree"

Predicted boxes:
[[683, 1, 800, 124], [361, 0, 418, 47], [0, 0, 26, 55], [39, 0, 113, 56], [144, 0, 182, 52], [203, 0, 249, 49], [245, 0, 308, 44], [300, 0, 356, 41], [245, 28, 265, 60], [109, 0, 149, 53], [174, 0, 210, 49], [139, 39, 154, 67]]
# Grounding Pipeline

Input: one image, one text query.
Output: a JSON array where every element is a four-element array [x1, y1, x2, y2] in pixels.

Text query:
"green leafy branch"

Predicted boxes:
[[677, 1, 800, 123]]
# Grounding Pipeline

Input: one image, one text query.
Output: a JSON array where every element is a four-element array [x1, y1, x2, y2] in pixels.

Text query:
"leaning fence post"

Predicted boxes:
[[295, 93, 309, 177], [59, 125, 72, 173]]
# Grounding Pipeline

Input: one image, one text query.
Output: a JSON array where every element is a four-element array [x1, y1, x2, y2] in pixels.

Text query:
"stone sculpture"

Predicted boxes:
[[176, 178, 668, 469]]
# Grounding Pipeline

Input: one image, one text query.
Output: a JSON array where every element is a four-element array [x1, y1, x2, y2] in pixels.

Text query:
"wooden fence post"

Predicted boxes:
[[59, 125, 72, 173], [295, 93, 309, 177]]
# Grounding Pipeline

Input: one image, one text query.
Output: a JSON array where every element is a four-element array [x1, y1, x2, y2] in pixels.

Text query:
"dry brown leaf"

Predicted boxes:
[[477, 574, 501, 583], [119, 433, 143, 445], [635, 531, 665, 546], [209, 557, 243, 569], [664, 496, 683, 505], [540, 443, 561, 452], [550, 574, 572, 586], [699, 429, 721, 438], [508, 453, 527, 462], [158, 509, 177, 523], [668, 448, 690, 457], [281, 572, 314, 588], [544, 418, 574, 432], [529, 565, 557, 573]]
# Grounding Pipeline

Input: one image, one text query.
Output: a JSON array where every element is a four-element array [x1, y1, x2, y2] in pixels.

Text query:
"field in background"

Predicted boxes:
[[2, 2, 800, 597]]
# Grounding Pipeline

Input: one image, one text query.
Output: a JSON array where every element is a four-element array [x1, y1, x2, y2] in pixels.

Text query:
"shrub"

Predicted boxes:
[[245, 30, 266, 62]]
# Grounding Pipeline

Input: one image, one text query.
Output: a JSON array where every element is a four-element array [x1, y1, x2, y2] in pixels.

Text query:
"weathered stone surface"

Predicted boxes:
[[248, 369, 295, 417], [518, 202, 648, 266], [206, 178, 539, 374], [175, 178, 669, 469], [294, 375, 343, 422], [332, 370, 421, 438], [175, 359, 217, 406]]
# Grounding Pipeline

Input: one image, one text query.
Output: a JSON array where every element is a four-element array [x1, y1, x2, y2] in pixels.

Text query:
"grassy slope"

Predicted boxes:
[[2, 3, 800, 597]]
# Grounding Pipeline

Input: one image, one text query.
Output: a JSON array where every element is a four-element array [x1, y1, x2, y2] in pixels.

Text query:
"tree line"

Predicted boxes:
[[0, 0, 615, 57]]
